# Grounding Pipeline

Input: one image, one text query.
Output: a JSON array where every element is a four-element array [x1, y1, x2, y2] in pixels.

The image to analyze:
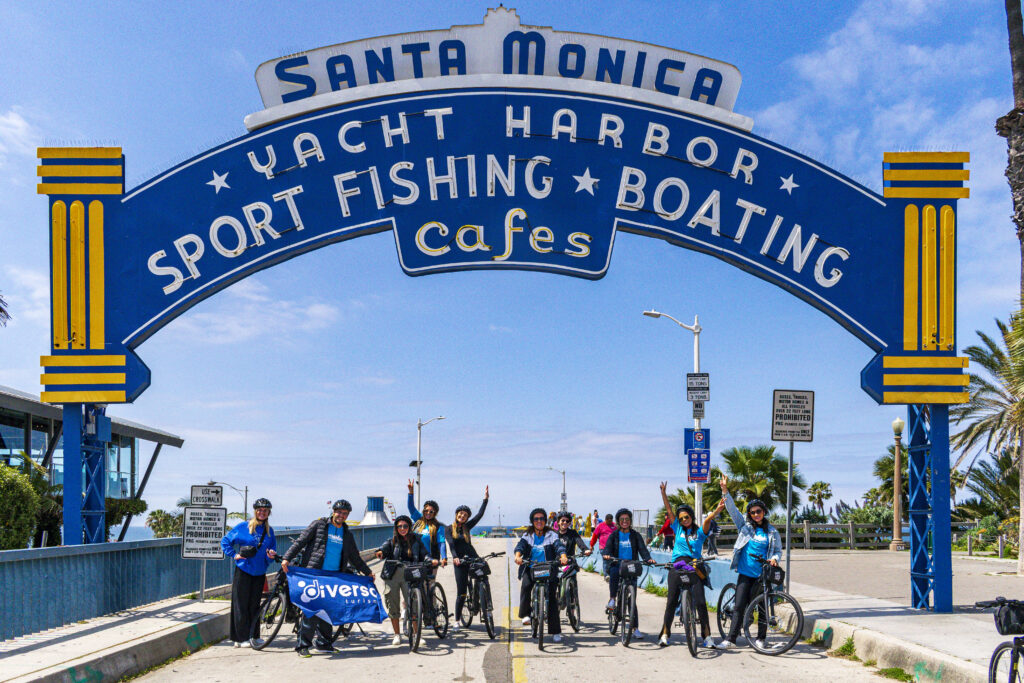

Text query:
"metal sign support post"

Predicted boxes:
[[200, 560, 206, 602], [786, 440, 794, 594]]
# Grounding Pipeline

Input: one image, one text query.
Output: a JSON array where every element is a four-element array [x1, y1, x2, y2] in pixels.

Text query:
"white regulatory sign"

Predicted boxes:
[[191, 485, 223, 507], [692, 401, 705, 419], [686, 373, 710, 402], [182, 507, 227, 559], [771, 389, 815, 442]]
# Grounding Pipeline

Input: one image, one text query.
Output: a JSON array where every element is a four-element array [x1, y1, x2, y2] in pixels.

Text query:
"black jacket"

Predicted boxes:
[[283, 517, 371, 574], [447, 497, 488, 559], [378, 536, 431, 563], [558, 529, 589, 557], [602, 529, 652, 564]]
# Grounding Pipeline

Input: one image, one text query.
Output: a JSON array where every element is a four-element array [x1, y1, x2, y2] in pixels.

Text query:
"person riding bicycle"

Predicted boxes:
[[717, 474, 782, 650], [407, 480, 448, 569], [514, 508, 569, 642], [656, 482, 725, 648], [447, 486, 489, 629], [555, 511, 591, 559], [280, 499, 374, 657], [221, 497, 277, 648], [603, 508, 654, 640], [376, 515, 435, 646]]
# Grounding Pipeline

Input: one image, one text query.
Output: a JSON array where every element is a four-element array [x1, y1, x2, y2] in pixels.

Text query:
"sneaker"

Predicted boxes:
[[522, 616, 531, 626], [314, 645, 337, 654], [703, 636, 716, 649], [451, 623, 460, 632], [632, 629, 644, 639], [233, 641, 241, 648], [606, 598, 616, 610], [392, 634, 401, 646], [553, 634, 562, 643], [754, 639, 766, 650], [658, 634, 669, 647], [717, 639, 736, 649], [296, 647, 312, 658]]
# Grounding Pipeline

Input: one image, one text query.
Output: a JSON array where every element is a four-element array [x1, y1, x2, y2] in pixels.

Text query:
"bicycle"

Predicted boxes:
[[654, 562, 705, 657], [457, 551, 505, 639], [388, 560, 449, 652], [716, 557, 803, 655], [557, 554, 588, 633], [976, 596, 1024, 682], [249, 566, 355, 650], [524, 560, 561, 650], [606, 559, 653, 647]]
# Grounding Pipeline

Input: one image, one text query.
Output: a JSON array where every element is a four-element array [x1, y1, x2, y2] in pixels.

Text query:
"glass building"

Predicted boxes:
[[0, 385, 183, 499]]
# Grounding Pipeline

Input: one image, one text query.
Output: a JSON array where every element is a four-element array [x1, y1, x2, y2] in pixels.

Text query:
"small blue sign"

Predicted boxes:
[[684, 428, 710, 452], [687, 448, 711, 483]]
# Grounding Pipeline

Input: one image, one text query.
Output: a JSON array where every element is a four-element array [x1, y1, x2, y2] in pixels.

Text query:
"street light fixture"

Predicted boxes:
[[548, 466, 567, 512], [410, 416, 445, 509], [208, 480, 248, 517], [889, 416, 907, 551], [643, 309, 705, 519]]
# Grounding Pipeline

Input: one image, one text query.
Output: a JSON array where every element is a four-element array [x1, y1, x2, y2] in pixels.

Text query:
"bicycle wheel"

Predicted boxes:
[[407, 587, 423, 652], [333, 623, 352, 641], [250, 586, 287, 650], [533, 583, 546, 649], [682, 590, 698, 657], [479, 580, 496, 640], [607, 594, 619, 635], [432, 583, 450, 639], [989, 642, 1024, 683], [459, 579, 475, 628], [621, 585, 635, 646], [743, 590, 803, 655], [566, 578, 581, 633], [717, 582, 737, 640]]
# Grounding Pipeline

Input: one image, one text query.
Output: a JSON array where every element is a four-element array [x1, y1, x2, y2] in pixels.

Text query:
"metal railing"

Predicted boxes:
[[0, 523, 392, 641]]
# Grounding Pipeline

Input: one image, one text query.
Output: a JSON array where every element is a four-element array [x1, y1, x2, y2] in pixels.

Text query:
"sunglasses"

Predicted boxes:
[[532, 516, 546, 522], [750, 508, 765, 515], [397, 523, 410, 528]]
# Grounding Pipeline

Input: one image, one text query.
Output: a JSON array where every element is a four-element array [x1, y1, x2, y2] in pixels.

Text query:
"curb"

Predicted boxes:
[[802, 614, 988, 683]]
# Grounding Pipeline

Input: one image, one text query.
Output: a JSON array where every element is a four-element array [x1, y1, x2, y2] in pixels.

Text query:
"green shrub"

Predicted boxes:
[[0, 465, 40, 549], [833, 636, 857, 659]]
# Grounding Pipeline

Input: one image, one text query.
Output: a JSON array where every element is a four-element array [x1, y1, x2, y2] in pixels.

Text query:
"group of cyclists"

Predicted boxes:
[[221, 473, 786, 656]]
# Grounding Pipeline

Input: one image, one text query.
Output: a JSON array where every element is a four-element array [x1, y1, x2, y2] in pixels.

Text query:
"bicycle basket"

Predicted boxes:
[[471, 561, 490, 578], [676, 569, 697, 587], [381, 560, 398, 581], [763, 564, 785, 585], [620, 560, 643, 578], [995, 603, 1024, 635], [405, 564, 428, 581], [530, 563, 552, 580]]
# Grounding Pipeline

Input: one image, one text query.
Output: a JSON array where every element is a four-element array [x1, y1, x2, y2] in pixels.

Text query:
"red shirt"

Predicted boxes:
[[590, 521, 616, 549]]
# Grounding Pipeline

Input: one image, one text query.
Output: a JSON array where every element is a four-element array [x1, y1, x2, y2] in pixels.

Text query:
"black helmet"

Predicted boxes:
[[529, 507, 547, 523], [394, 514, 413, 529], [746, 499, 767, 514], [332, 499, 352, 511], [675, 503, 695, 520], [615, 508, 632, 523], [423, 500, 439, 512], [455, 504, 471, 516], [253, 498, 272, 509], [556, 511, 573, 522]]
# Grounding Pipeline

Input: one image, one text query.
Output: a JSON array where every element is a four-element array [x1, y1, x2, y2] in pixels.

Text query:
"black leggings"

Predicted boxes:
[[518, 573, 560, 635], [606, 561, 639, 629], [661, 569, 710, 638], [453, 562, 470, 619], [230, 567, 264, 642], [728, 574, 767, 642]]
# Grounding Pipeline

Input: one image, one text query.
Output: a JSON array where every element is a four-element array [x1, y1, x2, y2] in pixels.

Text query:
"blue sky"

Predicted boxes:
[[0, 0, 1015, 527]]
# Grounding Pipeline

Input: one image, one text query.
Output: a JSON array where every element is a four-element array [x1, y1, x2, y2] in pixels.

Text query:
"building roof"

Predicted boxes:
[[0, 385, 184, 448]]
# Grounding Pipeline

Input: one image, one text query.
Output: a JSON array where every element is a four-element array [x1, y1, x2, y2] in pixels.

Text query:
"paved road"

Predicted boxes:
[[140, 539, 880, 682]]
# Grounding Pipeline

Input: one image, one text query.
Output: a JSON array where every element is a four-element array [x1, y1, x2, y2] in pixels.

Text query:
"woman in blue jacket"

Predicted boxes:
[[221, 498, 277, 647], [514, 508, 569, 642], [717, 474, 782, 649], [407, 479, 448, 568]]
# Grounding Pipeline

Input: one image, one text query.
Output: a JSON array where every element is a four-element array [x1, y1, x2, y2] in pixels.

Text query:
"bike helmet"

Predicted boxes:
[[529, 507, 547, 523], [455, 504, 471, 516], [675, 503, 695, 521], [423, 500, 439, 512], [394, 514, 413, 529], [746, 499, 767, 514], [332, 499, 352, 511], [615, 508, 633, 523], [252, 498, 272, 509], [556, 511, 573, 522]]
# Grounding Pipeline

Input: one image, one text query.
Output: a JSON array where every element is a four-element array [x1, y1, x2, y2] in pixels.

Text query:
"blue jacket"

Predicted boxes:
[[221, 521, 277, 576], [408, 492, 447, 559], [723, 490, 782, 573]]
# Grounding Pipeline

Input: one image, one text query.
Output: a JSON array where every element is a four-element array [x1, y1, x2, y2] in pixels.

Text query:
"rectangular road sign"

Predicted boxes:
[[190, 485, 223, 507], [692, 401, 705, 419], [686, 373, 710, 402], [182, 506, 227, 559], [771, 389, 815, 442], [687, 449, 711, 483], [684, 428, 710, 452]]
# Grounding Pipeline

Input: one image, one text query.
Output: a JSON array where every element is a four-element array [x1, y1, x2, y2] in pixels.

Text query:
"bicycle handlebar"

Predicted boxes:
[[976, 596, 1024, 609]]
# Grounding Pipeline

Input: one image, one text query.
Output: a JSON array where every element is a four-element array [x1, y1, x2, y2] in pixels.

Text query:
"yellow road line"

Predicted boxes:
[[503, 606, 527, 683]]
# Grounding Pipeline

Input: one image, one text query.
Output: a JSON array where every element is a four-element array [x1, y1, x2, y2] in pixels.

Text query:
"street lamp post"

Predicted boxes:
[[643, 309, 704, 520], [890, 416, 907, 551], [209, 480, 247, 516], [412, 416, 445, 509], [548, 466, 567, 512]]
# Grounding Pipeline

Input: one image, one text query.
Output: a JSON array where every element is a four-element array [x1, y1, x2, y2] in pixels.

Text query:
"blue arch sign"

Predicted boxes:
[[37, 8, 968, 610]]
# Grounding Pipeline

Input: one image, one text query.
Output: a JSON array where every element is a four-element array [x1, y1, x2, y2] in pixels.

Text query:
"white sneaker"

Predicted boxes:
[[718, 639, 736, 649], [553, 634, 562, 643], [239, 642, 250, 648], [658, 634, 669, 647], [703, 636, 716, 649], [754, 639, 766, 650], [233, 641, 241, 648], [451, 623, 460, 632], [606, 598, 616, 609], [522, 616, 531, 626], [632, 629, 644, 639], [392, 634, 401, 646]]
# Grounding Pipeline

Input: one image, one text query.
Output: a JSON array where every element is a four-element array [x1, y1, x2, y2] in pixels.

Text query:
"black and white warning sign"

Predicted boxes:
[[181, 506, 227, 559], [771, 390, 814, 442]]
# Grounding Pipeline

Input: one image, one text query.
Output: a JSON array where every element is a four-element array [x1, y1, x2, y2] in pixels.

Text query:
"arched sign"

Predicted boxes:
[[37, 9, 968, 610]]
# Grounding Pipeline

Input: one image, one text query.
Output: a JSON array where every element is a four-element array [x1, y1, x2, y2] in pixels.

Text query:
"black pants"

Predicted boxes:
[[296, 614, 334, 650], [661, 569, 710, 638], [453, 562, 470, 619], [230, 567, 264, 643], [728, 574, 767, 642], [518, 573, 560, 635], [606, 562, 639, 629]]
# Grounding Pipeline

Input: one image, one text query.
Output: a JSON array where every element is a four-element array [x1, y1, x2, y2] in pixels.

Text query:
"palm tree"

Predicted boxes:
[[998, 0, 1024, 298], [951, 316, 1024, 574], [0, 291, 9, 327], [957, 448, 1021, 521], [719, 445, 806, 512], [806, 481, 833, 514], [872, 445, 909, 511]]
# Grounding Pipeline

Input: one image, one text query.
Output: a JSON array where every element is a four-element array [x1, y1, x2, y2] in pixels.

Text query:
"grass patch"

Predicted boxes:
[[118, 636, 223, 681], [804, 632, 826, 647], [643, 579, 668, 597], [875, 667, 913, 681], [863, 659, 876, 667], [832, 636, 858, 660]]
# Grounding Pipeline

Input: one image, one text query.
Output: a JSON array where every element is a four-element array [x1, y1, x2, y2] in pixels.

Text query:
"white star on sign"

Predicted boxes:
[[207, 170, 230, 194], [779, 174, 799, 194], [573, 168, 599, 196]]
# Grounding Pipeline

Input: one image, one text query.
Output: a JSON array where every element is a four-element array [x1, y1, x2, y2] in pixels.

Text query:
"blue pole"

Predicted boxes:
[[907, 404, 931, 608], [61, 404, 83, 545], [929, 404, 953, 612]]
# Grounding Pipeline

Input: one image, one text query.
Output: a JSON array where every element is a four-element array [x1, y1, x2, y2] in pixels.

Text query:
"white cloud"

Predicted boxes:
[[0, 109, 37, 167], [1, 264, 50, 326]]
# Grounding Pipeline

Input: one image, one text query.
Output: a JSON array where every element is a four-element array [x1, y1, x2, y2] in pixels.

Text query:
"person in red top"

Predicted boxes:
[[658, 516, 676, 550], [589, 513, 616, 550]]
